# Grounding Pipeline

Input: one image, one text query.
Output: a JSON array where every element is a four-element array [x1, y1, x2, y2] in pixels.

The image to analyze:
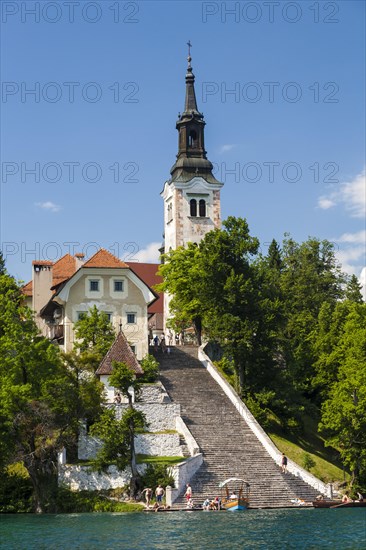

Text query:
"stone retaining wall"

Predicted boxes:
[[115, 403, 180, 432], [139, 382, 171, 403], [136, 433, 183, 457], [59, 464, 146, 492], [78, 433, 183, 460], [165, 454, 204, 505]]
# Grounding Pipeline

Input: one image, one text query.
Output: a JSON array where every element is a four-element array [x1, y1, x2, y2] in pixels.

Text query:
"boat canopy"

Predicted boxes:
[[219, 478, 250, 488]]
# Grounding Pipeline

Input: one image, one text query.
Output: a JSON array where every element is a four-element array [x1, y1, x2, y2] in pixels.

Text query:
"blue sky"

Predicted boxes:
[[1, 0, 365, 294]]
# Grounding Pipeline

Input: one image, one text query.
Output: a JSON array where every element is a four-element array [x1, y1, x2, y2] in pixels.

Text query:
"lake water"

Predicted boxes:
[[1, 509, 365, 549]]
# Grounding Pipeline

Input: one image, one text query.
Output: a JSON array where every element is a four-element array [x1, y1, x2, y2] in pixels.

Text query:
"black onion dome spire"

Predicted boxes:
[[170, 43, 220, 184]]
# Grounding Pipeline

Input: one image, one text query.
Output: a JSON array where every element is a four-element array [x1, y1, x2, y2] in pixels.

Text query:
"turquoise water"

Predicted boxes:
[[1, 509, 365, 549]]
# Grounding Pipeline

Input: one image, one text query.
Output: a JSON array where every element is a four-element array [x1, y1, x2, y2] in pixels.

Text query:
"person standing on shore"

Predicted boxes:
[[155, 485, 165, 504], [184, 483, 192, 501], [141, 487, 152, 508]]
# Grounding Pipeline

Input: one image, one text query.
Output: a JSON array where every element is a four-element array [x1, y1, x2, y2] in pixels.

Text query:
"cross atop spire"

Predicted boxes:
[[184, 42, 198, 113], [187, 40, 192, 57]]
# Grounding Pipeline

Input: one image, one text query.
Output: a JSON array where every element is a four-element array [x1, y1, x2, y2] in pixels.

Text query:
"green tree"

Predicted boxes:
[[319, 303, 366, 489], [91, 361, 146, 497], [140, 354, 159, 383], [158, 217, 279, 395], [0, 269, 104, 512], [345, 274, 364, 303], [197, 217, 279, 394], [279, 236, 345, 392], [90, 406, 145, 475], [74, 305, 115, 358], [0, 251, 6, 275], [312, 301, 355, 396], [157, 243, 203, 344]]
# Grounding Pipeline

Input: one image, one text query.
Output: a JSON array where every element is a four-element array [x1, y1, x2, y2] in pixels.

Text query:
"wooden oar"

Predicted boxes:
[[330, 502, 352, 509]]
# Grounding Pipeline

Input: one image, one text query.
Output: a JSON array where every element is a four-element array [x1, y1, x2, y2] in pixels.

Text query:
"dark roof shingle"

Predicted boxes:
[[95, 331, 143, 376]]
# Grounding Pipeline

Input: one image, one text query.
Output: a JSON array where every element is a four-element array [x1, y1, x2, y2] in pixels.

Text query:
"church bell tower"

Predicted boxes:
[[161, 45, 224, 332], [161, 45, 224, 255]]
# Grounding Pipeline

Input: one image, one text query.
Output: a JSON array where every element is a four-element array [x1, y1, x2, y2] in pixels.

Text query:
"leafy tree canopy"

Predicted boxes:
[[0, 267, 104, 512], [73, 305, 115, 358]]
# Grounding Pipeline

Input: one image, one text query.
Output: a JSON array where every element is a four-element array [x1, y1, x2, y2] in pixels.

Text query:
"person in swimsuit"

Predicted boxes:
[[155, 484, 165, 504]]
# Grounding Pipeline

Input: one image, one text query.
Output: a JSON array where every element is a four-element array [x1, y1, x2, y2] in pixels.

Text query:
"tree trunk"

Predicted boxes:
[[128, 401, 140, 498], [24, 453, 58, 513], [193, 317, 202, 346]]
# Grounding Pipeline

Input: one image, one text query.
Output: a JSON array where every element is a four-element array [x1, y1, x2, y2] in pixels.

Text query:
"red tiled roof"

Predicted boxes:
[[22, 280, 33, 297], [22, 253, 159, 299], [52, 254, 77, 287], [83, 249, 129, 269], [127, 263, 163, 314], [95, 331, 144, 376], [22, 254, 77, 296]]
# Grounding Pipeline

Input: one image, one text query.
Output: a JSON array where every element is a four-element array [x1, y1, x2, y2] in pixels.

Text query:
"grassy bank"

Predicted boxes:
[[266, 412, 348, 484], [56, 488, 144, 513]]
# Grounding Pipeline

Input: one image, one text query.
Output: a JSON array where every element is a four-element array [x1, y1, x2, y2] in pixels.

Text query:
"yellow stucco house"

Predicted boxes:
[[22, 249, 158, 360]]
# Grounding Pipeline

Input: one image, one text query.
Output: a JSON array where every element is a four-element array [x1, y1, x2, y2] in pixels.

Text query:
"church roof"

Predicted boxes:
[[95, 331, 144, 376], [82, 249, 129, 269], [169, 49, 222, 186]]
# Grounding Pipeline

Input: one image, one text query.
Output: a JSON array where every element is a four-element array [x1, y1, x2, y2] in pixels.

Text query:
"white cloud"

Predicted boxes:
[[318, 197, 336, 210], [337, 230, 366, 244], [219, 144, 236, 153], [134, 242, 161, 263], [317, 169, 365, 217], [35, 201, 61, 212], [336, 246, 365, 275]]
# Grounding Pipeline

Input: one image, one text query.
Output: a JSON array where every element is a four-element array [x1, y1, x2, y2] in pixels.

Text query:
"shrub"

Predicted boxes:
[[303, 453, 316, 471], [140, 463, 175, 493], [0, 464, 33, 513], [214, 357, 236, 388], [140, 355, 159, 383], [245, 395, 269, 428]]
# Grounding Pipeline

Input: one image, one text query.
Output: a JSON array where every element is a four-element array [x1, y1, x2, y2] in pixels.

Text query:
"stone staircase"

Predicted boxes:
[[158, 346, 320, 509]]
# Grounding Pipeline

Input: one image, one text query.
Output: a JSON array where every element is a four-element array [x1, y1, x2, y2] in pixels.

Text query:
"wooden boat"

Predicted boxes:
[[313, 499, 366, 508], [219, 477, 250, 511]]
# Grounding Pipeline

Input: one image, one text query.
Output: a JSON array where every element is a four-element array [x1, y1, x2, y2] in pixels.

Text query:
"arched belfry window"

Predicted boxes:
[[167, 203, 173, 222], [188, 130, 197, 148], [199, 199, 206, 217], [190, 199, 197, 217]]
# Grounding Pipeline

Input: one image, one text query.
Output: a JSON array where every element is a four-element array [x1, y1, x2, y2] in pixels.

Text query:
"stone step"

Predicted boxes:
[[158, 347, 320, 508]]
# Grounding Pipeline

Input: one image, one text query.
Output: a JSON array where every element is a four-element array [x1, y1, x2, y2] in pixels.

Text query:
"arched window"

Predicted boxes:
[[199, 199, 206, 217], [190, 199, 197, 217], [188, 130, 197, 147]]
